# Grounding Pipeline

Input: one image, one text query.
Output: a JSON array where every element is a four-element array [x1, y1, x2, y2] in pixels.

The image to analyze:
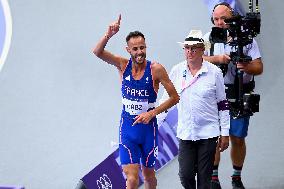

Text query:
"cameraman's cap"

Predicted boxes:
[[178, 30, 210, 50]]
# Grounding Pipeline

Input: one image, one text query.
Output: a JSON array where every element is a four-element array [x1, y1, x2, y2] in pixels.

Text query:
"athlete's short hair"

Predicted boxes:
[[126, 31, 145, 42]]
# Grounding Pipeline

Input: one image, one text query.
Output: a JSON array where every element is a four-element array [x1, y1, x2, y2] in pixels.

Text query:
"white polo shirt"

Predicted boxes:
[[158, 60, 229, 141]]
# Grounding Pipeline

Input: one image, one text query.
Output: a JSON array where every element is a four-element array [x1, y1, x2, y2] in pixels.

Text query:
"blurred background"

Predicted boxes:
[[0, 0, 283, 188]]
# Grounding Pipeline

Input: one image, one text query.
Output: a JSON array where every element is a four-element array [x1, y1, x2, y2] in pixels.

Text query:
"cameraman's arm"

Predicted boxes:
[[237, 58, 263, 75], [203, 54, 231, 65], [202, 32, 231, 65], [237, 38, 263, 75]]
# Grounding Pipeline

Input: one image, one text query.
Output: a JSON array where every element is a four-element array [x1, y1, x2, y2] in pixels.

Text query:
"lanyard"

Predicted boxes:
[[181, 69, 200, 93]]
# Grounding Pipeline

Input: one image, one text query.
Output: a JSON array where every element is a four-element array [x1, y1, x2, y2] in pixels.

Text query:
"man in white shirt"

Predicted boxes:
[[158, 30, 230, 189]]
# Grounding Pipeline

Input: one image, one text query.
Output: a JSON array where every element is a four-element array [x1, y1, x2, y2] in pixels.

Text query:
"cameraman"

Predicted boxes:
[[203, 2, 263, 189]]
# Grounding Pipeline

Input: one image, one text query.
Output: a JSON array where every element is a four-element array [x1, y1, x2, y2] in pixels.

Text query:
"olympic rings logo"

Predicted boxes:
[[96, 174, 112, 189]]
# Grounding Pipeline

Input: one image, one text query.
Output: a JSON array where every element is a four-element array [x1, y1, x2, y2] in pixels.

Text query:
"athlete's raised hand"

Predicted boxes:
[[106, 14, 121, 39]]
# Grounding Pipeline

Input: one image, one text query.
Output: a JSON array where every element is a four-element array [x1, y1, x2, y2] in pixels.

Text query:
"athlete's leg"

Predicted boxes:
[[123, 164, 140, 189], [140, 120, 158, 189], [119, 117, 143, 189], [142, 166, 157, 189]]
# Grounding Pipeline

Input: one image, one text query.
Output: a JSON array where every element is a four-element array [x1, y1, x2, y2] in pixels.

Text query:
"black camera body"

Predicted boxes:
[[209, 12, 261, 65], [244, 93, 260, 113], [210, 12, 261, 46], [225, 80, 260, 118], [229, 93, 260, 118], [210, 1, 261, 119]]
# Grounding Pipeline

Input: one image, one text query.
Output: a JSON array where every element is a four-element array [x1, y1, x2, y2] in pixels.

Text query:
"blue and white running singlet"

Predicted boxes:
[[119, 59, 158, 168]]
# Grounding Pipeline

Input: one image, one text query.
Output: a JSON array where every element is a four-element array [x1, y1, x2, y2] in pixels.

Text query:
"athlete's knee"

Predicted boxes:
[[125, 170, 139, 189], [144, 175, 157, 187], [126, 175, 139, 189], [142, 166, 157, 188], [123, 165, 139, 189]]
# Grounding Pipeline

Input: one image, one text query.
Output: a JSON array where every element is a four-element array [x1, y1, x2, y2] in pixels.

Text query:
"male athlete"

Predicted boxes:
[[93, 15, 179, 189]]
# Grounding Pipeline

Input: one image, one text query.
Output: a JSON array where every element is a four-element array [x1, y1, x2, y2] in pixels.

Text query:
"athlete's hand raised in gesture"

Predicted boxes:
[[105, 14, 121, 39]]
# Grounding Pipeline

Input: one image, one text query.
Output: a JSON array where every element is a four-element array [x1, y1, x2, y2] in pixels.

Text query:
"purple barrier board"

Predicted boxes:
[[79, 107, 178, 189], [0, 187, 24, 189], [82, 150, 126, 189]]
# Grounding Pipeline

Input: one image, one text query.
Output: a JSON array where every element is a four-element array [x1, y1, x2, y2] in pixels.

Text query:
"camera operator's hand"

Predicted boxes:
[[236, 58, 263, 75], [218, 136, 229, 152], [237, 62, 250, 72], [216, 54, 231, 64]]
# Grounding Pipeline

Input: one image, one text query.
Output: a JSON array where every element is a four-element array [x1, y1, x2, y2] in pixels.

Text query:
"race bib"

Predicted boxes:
[[122, 98, 150, 115]]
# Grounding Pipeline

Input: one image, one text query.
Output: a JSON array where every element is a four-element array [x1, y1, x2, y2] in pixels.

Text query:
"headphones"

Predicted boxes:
[[210, 2, 238, 24]]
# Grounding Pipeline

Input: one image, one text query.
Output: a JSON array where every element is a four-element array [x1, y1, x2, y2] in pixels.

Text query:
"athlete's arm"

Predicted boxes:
[[152, 63, 179, 116], [93, 14, 127, 71], [133, 63, 179, 125]]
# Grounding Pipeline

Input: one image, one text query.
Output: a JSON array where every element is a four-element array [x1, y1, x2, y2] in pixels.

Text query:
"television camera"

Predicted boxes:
[[209, 0, 261, 119]]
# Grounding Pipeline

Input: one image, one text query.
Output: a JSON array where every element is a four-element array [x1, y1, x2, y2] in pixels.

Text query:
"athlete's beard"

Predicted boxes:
[[132, 53, 146, 64]]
